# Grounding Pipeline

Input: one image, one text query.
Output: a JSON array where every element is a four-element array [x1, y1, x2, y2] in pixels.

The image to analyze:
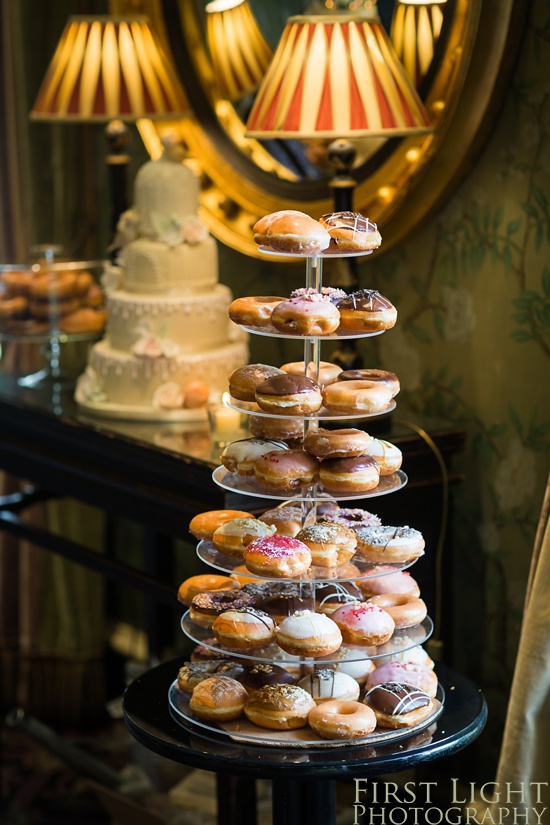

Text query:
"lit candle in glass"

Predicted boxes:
[[213, 392, 242, 436]]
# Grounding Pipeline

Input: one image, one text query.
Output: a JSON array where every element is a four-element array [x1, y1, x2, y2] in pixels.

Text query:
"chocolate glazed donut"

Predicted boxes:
[[337, 289, 397, 331], [255, 374, 323, 416]]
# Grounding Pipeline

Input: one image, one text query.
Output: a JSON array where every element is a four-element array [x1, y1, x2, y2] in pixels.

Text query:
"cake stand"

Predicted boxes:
[[175, 247, 440, 749]]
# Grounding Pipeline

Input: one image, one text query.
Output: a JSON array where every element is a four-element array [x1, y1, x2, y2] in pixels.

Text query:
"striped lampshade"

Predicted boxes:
[[205, 0, 273, 100], [30, 16, 188, 121], [245, 14, 431, 139], [391, 1, 447, 88]]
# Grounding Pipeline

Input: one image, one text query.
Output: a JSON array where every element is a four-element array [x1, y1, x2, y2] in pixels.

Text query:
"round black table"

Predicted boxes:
[[123, 659, 486, 825]]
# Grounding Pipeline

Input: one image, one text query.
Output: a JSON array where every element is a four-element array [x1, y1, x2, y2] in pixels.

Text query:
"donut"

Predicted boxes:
[[177, 661, 245, 693], [221, 437, 289, 476], [298, 668, 359, 703], [261, 211, 331, 255], [244, 535, 312, 578], [271, 295, 340, 336], [189, 590, 256, 628], [190, 641, 233, 662], [323, 508, 381, 532], [253, 210, 306, 245], [336, 289, 397, 331], [58, 308, 107, 334], [308, 699, 377, 739], [321, 561, 361, 582], [357, 569, 420, 598], [0, 296, 28, 318], [364, 438, 403, 475], [228, 296, 285, 327], [366, 661, 438, 698], [335, 648, 376, 686], [384, 645, 434, 670], [366, 594, 427, 629], [229, 363, 285, 401], [315, 582, 364, 615], [322, 380, 393, 415], [30, 272, 77, 301], [338, 368, 400, 397], [212, 606, 276, 649], [303, 427, 372, 460], [364, 682, 434, 729], [315, 498, 341, 518], [275, 610, 342, 657], [212, 518, 277, 558], [355, 526, 425, 564], [230, 565, 259, 587], [177, 574, 240, 607], [295, 522, 357, 568], [189, 675, 248, 721], [29, 297, 79, 318], [331, 602, 395, 646], [259, 505, 303, 537], [1, 270, 33, 297], [255, 583, 315, 623], [249, 415, 303, 443], [74, 271, 94, 296], [255, 374, 323, 416], [290, 287, 347, 304], [319, 212, 382, 252], [281, 360, 342, 387], [82, 283, 104, 308], [238, 662, 296, 695], [189, 509, 253, 542], [244, 684, 316, 730], [319, 455, 380, 494], [254, 450, 319, 491]]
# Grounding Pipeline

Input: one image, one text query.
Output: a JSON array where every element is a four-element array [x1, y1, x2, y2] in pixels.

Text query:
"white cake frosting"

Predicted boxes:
[[76, 134, 248, 419]]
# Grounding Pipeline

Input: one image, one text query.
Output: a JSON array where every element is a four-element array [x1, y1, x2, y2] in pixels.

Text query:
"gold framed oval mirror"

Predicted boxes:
[[111, 0, 527, 257]]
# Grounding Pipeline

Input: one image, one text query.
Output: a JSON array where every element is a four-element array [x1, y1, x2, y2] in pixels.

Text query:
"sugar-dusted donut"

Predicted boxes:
[[355, 526, 425, 564], [295, 522, 357, 568], [244, 535, 312, 579], [322, 508, 381, 532], [259, 505, 303, 537]]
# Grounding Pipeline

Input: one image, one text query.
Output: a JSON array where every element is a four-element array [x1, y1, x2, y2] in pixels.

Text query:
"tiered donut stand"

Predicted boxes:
[[169, 246, 444, 747]]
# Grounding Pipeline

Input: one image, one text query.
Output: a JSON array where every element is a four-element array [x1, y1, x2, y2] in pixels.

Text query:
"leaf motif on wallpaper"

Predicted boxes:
[[510, 273, 550, 354]]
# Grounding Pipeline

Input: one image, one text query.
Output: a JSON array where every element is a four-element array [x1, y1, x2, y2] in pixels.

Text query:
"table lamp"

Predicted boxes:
[[205, 0, 273, 100], [30, 15, 189, 234], [391, 0, 448, 87]]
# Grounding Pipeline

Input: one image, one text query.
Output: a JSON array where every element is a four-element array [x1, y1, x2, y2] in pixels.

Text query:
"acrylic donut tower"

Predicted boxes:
[[170, 216, 444, 747]]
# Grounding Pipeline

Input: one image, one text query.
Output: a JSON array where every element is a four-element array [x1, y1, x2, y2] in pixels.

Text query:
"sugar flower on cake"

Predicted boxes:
[[152, 381, 185, 411], [114, 208, 140, 247], [149, 213, 208, 247], [76, 367, 107, 403], [101, 263, 123, 294], [181, 215, 208, 246], [132, 330, 181, 359]]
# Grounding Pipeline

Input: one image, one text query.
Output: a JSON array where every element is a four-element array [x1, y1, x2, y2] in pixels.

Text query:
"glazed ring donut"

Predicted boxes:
[[364, 438, 403, 475], [308, 699, 377, 739], [295, 522, 357, 568], [366, 661, 438, 698], [319, 212, 382, 252], [364, 682, 434, 729], [29, 298, 79, 318], [212, 518, 277, 558], [0, 296, 28, 318], [244, 535, 312, 579], [255, 374, 323, 416], [1, 270, 33, 297], [262, 211, 331, 255], [58, 308, 106, 334], [331, 602, 395, 646], [366, 594, 427, 629], [254, 449, 319, 491], [271, 296, 340, 336], [221, 437, 289, 476], [259, 505, 303, 537], [244, 684, 316, 730], [189, 509, 253, 542], [336, 289, 397, 331], [228, 296, 285, 328], [30, 272, 77, 300], [338, 369, 400, 398], [322, 380, 393, 415], [253, 210, 306, 245], [189, 589, 256, 628], [249, 415, 303, 443], [355, 526, 425, 564], [280, 360, 342, 387], [177, 574, 240, 607], [318, 455, 380, 494], [189, 675, 249, 721], [229, 363, 285, 401], [211, 607, 276, 649], [303, 427, 372, 460]]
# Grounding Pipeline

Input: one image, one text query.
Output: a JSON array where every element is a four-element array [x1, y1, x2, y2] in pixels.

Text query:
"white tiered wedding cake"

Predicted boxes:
[[76, 136, 248, 420]]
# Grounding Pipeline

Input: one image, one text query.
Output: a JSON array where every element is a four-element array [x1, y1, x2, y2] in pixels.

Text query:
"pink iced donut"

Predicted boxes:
[[366, 661, 438, 698], [322, 508, 381, 531], [357, 569, 421, 598], [331, 602, 395, 646]]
